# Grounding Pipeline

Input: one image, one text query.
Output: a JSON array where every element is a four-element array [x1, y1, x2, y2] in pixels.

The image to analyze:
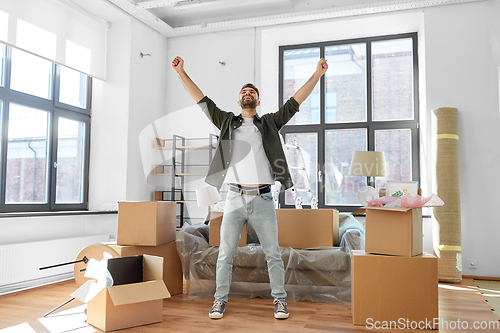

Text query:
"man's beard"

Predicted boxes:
[[240, 97, 258, 109]]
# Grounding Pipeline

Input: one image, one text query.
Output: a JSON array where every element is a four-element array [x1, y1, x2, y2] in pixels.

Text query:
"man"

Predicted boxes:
[[171, 56, 328, 320]]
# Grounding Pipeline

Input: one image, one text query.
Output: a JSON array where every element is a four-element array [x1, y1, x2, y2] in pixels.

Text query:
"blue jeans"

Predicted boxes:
[[214, 190, 287, 303]]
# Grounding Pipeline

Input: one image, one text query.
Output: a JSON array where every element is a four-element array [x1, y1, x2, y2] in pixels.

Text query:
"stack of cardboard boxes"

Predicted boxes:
[[82, 201, 183, 332], [351, 206, 439, 329], [111, 201, 183, 296]]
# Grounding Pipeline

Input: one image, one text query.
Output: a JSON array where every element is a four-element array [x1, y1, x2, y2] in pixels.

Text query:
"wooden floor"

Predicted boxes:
[[0, 278, 498, 332]]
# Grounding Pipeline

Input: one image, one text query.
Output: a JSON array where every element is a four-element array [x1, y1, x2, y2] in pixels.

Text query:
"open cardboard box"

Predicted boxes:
[[364, 206, 422, 257], [72, 254, 170, 332], [106, 241, 183, 296]]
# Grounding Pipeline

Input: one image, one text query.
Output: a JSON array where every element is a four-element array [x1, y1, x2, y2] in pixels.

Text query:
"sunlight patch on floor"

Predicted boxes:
[[475, 280, 500, 318], [438, 284, 476, 291], [0, 323, 37, 333], [38, 304, 96, 333]]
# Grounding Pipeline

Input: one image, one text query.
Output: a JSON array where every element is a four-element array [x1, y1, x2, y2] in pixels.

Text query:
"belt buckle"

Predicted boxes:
[[243, 188, 258, 196]]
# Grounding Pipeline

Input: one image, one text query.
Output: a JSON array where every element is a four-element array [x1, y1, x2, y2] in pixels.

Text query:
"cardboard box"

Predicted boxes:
[[81, 255, 171, 332], [107, 240, 183, 295], [276, 209, 339, 249], [351, 250, 438, 328], [364, 206, 422, 257], [209, 211, 247, 247], [117, 201, 176, 246], [209, 208, 339, 249]]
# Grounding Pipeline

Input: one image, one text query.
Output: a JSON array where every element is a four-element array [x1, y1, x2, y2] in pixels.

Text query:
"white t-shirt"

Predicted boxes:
[[223, 117, 275, 185]]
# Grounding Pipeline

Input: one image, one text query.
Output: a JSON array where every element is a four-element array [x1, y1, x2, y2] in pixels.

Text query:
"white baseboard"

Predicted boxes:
[[0, 272, 74, 296]]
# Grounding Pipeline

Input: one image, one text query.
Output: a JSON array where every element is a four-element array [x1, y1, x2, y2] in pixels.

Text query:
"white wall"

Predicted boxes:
[[166, 29, 256, 114], [165, 3, 500, 277], [89, 19, 131, 211], [423, 1, 500, 277], [126, 19, 168, 202], [85, 16, 170, 207], [90, 17, 169, 207]]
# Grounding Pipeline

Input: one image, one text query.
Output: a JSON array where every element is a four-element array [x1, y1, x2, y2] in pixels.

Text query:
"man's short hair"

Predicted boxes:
[[240, 83, 259, 97]]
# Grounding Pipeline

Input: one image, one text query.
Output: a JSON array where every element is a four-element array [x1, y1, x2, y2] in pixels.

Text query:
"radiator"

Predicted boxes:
[[0, 234, 110, 294]]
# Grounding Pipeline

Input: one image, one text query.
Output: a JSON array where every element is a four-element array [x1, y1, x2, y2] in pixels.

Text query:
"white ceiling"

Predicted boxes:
[[135, 0, 381, 28], [67, 0, 485, 37]]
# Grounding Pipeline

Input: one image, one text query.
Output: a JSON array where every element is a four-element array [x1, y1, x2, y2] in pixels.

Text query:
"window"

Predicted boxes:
[[280, 33, 419, 211], [0, 43, 91, 212]]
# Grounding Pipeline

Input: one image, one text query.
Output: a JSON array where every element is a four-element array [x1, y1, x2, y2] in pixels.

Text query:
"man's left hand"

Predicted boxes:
[[317, 58, 328, 76]]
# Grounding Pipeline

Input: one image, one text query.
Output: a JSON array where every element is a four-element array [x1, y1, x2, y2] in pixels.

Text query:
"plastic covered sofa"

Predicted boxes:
[[176, 213, 365, 303]]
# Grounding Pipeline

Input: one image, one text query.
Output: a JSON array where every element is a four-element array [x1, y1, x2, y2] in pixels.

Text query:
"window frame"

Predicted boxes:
[[0, 44, 91, 212], [279, 33, 420, 212]]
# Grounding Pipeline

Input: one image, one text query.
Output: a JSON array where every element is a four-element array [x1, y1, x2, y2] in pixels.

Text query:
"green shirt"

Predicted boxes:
[[198, 96, 300, 190]]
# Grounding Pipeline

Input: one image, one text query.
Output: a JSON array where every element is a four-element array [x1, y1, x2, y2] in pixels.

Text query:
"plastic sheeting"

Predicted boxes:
[[176, 213, 365, 303]]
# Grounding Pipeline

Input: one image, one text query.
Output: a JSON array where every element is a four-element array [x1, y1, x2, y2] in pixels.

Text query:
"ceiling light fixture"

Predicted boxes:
[[173, 0, 289, 11], [174, 0, 220, 11], [136, 0, 179, 9]]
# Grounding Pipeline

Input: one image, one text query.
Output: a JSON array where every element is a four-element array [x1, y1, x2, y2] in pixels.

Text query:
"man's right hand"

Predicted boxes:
[[170, 56, 205, 103], [171, 56, 184, 74]]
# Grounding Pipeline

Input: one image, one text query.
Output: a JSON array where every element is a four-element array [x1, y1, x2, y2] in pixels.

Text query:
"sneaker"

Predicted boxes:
[[273, 299, 289, 319], [209, 300, 226, 319]]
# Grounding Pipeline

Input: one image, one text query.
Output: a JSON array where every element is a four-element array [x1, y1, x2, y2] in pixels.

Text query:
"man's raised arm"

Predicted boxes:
[[293, 58, 328, 105], [171, 56, 205, 103]]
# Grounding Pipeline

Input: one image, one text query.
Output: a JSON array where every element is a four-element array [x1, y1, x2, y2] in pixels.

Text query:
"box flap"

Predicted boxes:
[[352, 250, 436, 259], [418, 252, 436, 259], [107, 255, 143, 286], [363, 206, 412, 212], [143, 254, 164, 281], [71, 280, 106, 304], [102, 241, 123, 248], [107, 280, 171, 306]]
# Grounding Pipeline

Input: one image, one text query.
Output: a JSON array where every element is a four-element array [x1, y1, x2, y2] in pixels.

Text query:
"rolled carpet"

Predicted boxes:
[[432, 107, 461, 283]]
